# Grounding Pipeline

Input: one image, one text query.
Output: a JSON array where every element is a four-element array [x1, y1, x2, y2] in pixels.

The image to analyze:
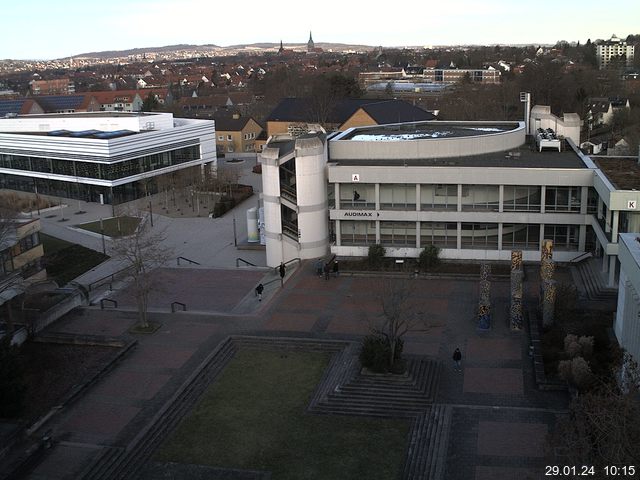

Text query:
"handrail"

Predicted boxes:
[[171, 301, 187, 312], [177, 256, 201, 266], [569, 251, 593, 264], [283, 258, 301, 268], [88, 265, 134, 292], [100, 298, 117, 310], [236, 257, 257, 267]]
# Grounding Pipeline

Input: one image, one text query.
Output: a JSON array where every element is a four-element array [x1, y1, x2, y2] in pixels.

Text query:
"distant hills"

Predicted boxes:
[[72, 42, 377, 59]]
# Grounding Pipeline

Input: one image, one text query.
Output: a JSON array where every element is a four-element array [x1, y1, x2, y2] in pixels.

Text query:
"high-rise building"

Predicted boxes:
[[596, 34, 635, 69]]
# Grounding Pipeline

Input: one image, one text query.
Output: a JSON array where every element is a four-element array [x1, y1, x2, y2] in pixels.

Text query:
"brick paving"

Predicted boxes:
[[21, 264, 571, 480]]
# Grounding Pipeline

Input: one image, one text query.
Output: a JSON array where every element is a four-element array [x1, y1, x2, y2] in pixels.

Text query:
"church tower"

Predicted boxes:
[[278, 40, 284, 54], [307, 31, 315, 52]]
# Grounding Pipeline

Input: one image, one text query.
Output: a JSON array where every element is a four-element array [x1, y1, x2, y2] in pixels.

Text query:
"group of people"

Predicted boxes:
[[315, 259, 339, 280]]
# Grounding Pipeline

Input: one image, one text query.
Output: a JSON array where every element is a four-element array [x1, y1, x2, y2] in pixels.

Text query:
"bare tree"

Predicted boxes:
[[370, 279, 437, 369], [110, 219, 173, 329]]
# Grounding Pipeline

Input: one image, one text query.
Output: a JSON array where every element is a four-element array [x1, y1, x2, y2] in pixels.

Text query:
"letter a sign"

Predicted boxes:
[[351, 174, 360, 182]]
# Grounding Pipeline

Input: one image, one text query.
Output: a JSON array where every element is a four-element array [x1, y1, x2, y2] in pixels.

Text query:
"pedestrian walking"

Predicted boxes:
[[323, 262, 330, 280], [279, 262, 286, 286], [453, 347, 462, 372], [333, 260, 339, 277], [315, 259, 323, 277], [255, 283, 264, 301]]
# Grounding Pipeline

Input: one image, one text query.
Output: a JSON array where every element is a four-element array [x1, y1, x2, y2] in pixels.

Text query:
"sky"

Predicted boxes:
[[3, 0, 640, 60]]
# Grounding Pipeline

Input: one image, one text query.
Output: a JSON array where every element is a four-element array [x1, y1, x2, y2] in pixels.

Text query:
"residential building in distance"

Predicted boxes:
[[0, 218, 45, 306], [0, 111, 216, 204], [585, 97, 631, 127], [359, 67, 501, 90], [213, 113, 263, 154], [265, 98, 435, 137], [29, 78, 75, 95], [259, 108, 640, 290], [596, 34, 635, 69]]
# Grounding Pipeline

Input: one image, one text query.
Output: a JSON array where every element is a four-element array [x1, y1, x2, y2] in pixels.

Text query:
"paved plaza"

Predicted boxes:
[[8, 165, 570, 479], [19, 260, 568, 480]]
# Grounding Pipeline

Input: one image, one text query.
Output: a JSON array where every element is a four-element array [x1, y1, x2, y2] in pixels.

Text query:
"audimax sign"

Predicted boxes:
[[342, 211, 379, 218]]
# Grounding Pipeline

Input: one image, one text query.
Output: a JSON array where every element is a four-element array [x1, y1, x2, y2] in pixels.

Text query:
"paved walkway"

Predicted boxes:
[[21, 262, 568, 480]]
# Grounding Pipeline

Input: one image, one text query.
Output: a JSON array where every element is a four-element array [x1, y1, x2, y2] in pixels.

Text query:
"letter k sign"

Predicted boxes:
[[629, 200, 637, 210]]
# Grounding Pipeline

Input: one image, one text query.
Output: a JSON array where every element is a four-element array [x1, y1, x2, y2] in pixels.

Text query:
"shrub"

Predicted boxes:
[[418, 245, 440, 270], [360, 335, 390, 373], [0, 341, 26, 418], [367, 244, 386, 268], [359, 335, 405, 374], [578, 336, 594, 358], [557, 356, 594, 390]]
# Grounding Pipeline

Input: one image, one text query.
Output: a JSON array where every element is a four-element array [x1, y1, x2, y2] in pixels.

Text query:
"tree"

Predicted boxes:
[[110, 220, 173, 329], [549, 360, 640, 468], [367, 279, 438, 372], [141, 92, 159, 112]]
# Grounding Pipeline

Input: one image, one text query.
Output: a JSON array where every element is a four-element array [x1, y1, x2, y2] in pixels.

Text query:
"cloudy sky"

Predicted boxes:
[[3, 0, 639, 59]]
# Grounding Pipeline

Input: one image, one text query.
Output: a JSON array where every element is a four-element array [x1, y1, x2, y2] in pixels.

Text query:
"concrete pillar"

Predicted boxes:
[[609, 255, 617, 287], [457, 184, 462, 212], [498, 223, 503, 251], [580, 186, 588, 215], [605, 208, 612, 233], [597, 198, 603, 220], [612, 210, 620, 241], [579, 224, 586, 252], [335, 183, 340, 210], [457, 222, 462, 250], [416, 221, 420, 248], [415, 184, 421, 211], [375, 220, 380, 244], [498, 185, 504, 213], [335, 220, 341, 246], [540, 185, 546, 213], [539, 224, 545, 251], [375, 183, 380, 211], [602, 253, 609, 273]]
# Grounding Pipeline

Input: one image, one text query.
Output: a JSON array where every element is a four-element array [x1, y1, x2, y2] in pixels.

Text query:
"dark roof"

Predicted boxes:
[[34, 95, 86, 112], [266, 98, 435, 124], [213, 114, 254, 131], [0, 99, 28, 117], [358, 101, 436, 124]]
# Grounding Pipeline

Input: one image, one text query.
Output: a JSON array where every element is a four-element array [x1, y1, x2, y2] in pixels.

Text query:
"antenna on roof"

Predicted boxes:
[[520, 92, 531, 134]]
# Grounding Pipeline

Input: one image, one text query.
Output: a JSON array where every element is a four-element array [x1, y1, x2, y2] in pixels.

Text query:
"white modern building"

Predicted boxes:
[[615, 233, 640, 365], [258, 111, 640, 288], [0, 112, 216, 204], [596, 34, 635, 69]]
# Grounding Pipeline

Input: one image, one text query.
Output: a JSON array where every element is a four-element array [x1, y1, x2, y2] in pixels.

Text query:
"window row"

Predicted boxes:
[[336, 184, 587, 213], [0, 146, 200, 181], [339, 221, 580, 251]]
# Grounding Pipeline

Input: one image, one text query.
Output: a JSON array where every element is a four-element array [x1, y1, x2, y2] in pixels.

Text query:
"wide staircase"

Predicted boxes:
[[573, 258, 618, 301], [80, 336, 448, 480]]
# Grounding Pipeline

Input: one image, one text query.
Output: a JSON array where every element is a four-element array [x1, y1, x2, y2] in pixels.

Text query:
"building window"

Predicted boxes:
[[340, 183, 375, 209], [218, 135, 224, 141], [380, 221, 415, 246], [461, 223, 499, 249], [379, 184, 416, 210], [227, 135, 233, 141], [501, 224, 539, 250], [545, 186, 581, 212], [341, 220, 376, 246], [420, 222, 457, 248], [461, 185, 499, 211], [503, 186, 541, 212], [544, 225, 579, 251], [421, 184, 457, 210]]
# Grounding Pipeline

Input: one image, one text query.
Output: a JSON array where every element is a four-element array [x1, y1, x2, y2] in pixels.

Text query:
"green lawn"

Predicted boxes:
[[76, 216, 141, 237], [156, 349, 410, 479], [41, 234, 109, 285]]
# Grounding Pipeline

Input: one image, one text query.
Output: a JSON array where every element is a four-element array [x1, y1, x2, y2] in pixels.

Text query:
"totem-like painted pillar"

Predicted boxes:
[[511, 250, 523, 271], [542, 279, 557, 327], [510, 268, 524, 331], [477, 263, 491, 331]]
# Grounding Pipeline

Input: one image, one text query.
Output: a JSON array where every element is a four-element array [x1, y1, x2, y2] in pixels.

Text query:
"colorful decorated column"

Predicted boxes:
[[477, 263, 491, 331]]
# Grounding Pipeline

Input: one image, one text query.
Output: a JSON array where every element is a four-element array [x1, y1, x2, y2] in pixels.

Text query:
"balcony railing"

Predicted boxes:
[[281, 184, 297, 203], [282, 220, 299, 240]]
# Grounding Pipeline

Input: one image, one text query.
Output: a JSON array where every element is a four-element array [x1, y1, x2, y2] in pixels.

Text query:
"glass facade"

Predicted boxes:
[[503, 185, 541, 212], [379, 184, 416, 210], [341, 220, 376, 246], [461, 185, 499, 211], [461, 223, 499, 249], [341, 184, 375, 209], [545, 186, 581, 212], [380, 221, 416, 246], [421, 184, 457, 210], [0, 145, 199, 181], [420, 222, 457, 248], [501, 224, 540, 250]]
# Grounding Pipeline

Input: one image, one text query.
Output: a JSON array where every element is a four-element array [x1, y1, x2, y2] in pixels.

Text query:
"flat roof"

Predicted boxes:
[[6, 129, 139, 139], [593, 157, 640, 190], [340, 121, 519, 141], [12, 112, 156, 119], [329, 143, 587, 169]]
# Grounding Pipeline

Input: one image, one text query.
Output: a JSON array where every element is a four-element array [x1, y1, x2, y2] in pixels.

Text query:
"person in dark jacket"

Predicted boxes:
[[255, 283, 264, 301], [333, 260, 339, 277], [453, 347, 462, 372]]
